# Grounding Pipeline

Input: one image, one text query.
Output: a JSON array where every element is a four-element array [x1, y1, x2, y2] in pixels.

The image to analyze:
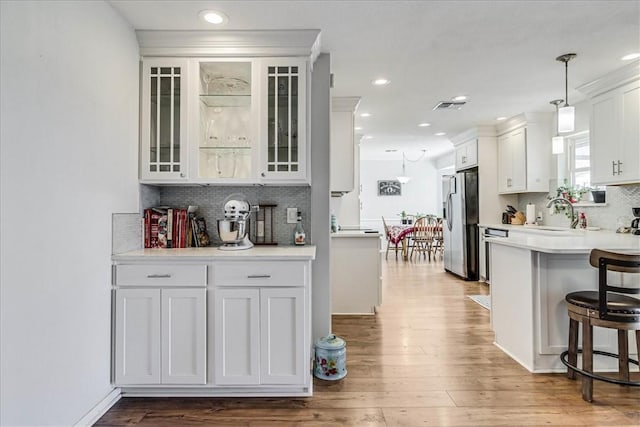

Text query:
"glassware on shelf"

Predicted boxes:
[[208, 151, 237, 178], [202, 73, 212, 95], [205, 118, 220, 146], [225, 108, 250, 147]]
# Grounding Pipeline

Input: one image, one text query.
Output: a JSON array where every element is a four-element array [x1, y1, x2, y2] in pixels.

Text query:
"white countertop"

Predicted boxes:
[[113, 245, 316, 261], [485, 228, 640, 254], [331, 230, 381, 238]]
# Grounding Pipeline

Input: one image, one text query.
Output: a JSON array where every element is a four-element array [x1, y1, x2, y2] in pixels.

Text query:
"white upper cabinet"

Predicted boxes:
[[140, 58, 190, 182], [136, 31, 320, 185], [330, 97, 361, 195], [454, 138, 478, 171], [191, 59, 257, 183], [578, 60, 640, 185], [259, 58, 309, 184], [496, 113, 552, 194]]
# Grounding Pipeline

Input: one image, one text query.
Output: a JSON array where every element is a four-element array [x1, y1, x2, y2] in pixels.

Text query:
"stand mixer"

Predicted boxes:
[[217, 194, 257, 250]]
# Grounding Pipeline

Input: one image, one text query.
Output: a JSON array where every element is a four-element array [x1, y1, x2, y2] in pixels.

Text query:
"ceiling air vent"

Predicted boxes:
[[433, 101, 466, 110]]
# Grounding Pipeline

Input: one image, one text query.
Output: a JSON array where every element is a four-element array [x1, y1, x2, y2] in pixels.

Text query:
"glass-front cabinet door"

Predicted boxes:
[[192, 60, 257, 182], [260, 58, 307, 183], [140, 58, 189, 181]]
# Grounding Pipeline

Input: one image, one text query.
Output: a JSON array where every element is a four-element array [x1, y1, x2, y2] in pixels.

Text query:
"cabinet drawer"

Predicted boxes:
[[213, 262, 307, 287], [115, 264, 207, 287]]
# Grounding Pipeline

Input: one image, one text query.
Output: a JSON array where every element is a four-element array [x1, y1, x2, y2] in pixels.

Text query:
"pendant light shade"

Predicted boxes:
[[552, 136, 565, 154], [558, 105, 575, 133], [397, 152, 411, 184], [556, 53, 577, 133], [550, 99, 565, 154]]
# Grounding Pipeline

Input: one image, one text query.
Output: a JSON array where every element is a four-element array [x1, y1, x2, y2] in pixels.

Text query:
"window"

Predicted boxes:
[[567, 132, 590, 189]]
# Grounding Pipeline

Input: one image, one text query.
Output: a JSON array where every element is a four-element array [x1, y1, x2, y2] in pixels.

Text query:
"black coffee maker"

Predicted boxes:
[[632, 208, 640, 234]]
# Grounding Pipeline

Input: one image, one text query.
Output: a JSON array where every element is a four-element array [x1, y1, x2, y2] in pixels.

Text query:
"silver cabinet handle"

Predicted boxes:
[[617, 160, 623, 175], [147, 274, 171, 279], [612, 160, 617, 176], [247, 274, 271, 279], [461, 155, 467, 164]]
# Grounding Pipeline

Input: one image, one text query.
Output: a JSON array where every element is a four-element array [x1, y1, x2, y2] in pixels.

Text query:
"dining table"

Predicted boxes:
[[386, 225, 415, 260], [387, 221, 444, 261]]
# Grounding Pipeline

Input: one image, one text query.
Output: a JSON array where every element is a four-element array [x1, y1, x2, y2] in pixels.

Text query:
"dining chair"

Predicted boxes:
[[410, 216, 436, 261], [431, 217, 444, 260], [382, 216, 401, 260]]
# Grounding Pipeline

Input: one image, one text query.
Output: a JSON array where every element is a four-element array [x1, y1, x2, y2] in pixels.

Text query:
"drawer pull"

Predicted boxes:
[[247, 274, 271, 279], [146, 274, 172, 279]]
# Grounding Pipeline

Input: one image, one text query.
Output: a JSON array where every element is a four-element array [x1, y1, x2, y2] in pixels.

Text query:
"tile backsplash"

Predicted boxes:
[[141, 185, 311, 246], [518, 185, 640, 231]]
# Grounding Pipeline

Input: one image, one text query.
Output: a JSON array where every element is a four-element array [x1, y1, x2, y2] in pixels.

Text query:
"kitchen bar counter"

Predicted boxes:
[[482, 224, 640, 254], [113, 245, 316, 261], [485, 228, 638, 373]]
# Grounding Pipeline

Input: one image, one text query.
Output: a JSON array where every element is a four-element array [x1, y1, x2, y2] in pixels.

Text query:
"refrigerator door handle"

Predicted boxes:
[[446, 193, 453, 231]]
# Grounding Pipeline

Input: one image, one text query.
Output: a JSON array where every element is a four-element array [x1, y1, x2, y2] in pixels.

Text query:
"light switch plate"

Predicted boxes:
[[287, 207, 298, 224]]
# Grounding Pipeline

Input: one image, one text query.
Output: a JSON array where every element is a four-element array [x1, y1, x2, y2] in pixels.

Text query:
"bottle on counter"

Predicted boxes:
[[294, 211, 306, 245], [579, 212, 588, 229], [331, 213, 338, 233]]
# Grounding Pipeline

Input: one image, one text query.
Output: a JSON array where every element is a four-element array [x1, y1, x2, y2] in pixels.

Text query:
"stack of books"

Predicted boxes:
[[143, 207, 209, 248]]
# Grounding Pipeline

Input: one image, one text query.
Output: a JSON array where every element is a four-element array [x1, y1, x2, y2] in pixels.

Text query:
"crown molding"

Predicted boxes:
[[136, 30, 322, 64], [332, 96, 361, 112], [577, 59, 640, 98]]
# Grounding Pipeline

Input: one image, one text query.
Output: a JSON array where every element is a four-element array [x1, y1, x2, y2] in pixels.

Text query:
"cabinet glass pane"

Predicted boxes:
[[267, 65, 299, 174], [148, 66, 181, 174], [198, 62, 252, 179]]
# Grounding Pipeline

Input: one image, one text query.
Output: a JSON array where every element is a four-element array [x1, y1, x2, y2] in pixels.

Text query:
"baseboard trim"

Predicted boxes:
[[74, 387, 121, 427]]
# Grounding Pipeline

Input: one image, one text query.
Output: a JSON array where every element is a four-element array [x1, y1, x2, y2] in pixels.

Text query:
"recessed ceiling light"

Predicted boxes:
[[452, 95, 467, 101], [198, 10, 229, 25], [418, 122, 431, 127], [354, 126, 363, 131], [385, 149, 398, 152], [622, 53, 640, 61], [360, 113, 371, 117], [435, 132, 446, 136], [496, 116, 507, 121], [372, 78, 390, 86]]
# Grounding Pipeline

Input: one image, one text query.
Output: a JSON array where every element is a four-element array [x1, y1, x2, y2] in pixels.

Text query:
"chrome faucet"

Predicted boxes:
[[546, 197, 579, 229]]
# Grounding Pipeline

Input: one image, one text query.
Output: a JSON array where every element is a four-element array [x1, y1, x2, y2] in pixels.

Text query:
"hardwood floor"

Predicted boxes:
[[96, 258, 639, 426]]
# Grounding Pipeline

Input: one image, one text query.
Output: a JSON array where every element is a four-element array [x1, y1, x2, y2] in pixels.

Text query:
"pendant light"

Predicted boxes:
[[397, 152, 411, 184], [550, 99, 565, 154], [556, 53, 577, 133]]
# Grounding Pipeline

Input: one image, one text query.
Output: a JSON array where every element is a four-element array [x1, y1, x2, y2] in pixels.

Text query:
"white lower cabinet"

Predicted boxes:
[[213, 288, 261, 385], [113, 258, 312, 395], [114, 289, 161, 385], [260, 287, 305, 385], [114, 287, 206, 385], [213, 261, 308, 387]]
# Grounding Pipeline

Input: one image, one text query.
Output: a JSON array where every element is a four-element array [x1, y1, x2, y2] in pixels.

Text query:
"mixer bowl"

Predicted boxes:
[[633, 207, 640, 217], [217, 219, 247, 244]]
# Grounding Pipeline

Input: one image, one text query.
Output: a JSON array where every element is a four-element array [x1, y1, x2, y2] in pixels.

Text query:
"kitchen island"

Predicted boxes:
[[485, 227, 640, 373], [111, 246, 316, 397]]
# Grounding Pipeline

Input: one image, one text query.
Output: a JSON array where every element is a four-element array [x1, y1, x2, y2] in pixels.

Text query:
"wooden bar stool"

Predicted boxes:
[[560, 249, 640, 402]]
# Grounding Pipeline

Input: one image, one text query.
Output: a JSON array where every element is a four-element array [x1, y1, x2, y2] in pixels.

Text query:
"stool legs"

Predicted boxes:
[[567, 318, 578, 380], [582, 322, 593, 402], [618, 330, 629, 383]]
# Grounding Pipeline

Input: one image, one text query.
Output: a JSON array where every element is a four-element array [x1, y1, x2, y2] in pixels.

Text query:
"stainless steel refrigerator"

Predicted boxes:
[[442, 168, 479, 280]]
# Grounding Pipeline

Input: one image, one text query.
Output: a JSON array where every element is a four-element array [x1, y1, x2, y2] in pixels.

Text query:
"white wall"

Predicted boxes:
[[0, 2, 139, 425], [360, 157, 440, 230]]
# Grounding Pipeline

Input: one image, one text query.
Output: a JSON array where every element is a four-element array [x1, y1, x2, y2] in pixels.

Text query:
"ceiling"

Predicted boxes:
[[109, 0, 640, 161]]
